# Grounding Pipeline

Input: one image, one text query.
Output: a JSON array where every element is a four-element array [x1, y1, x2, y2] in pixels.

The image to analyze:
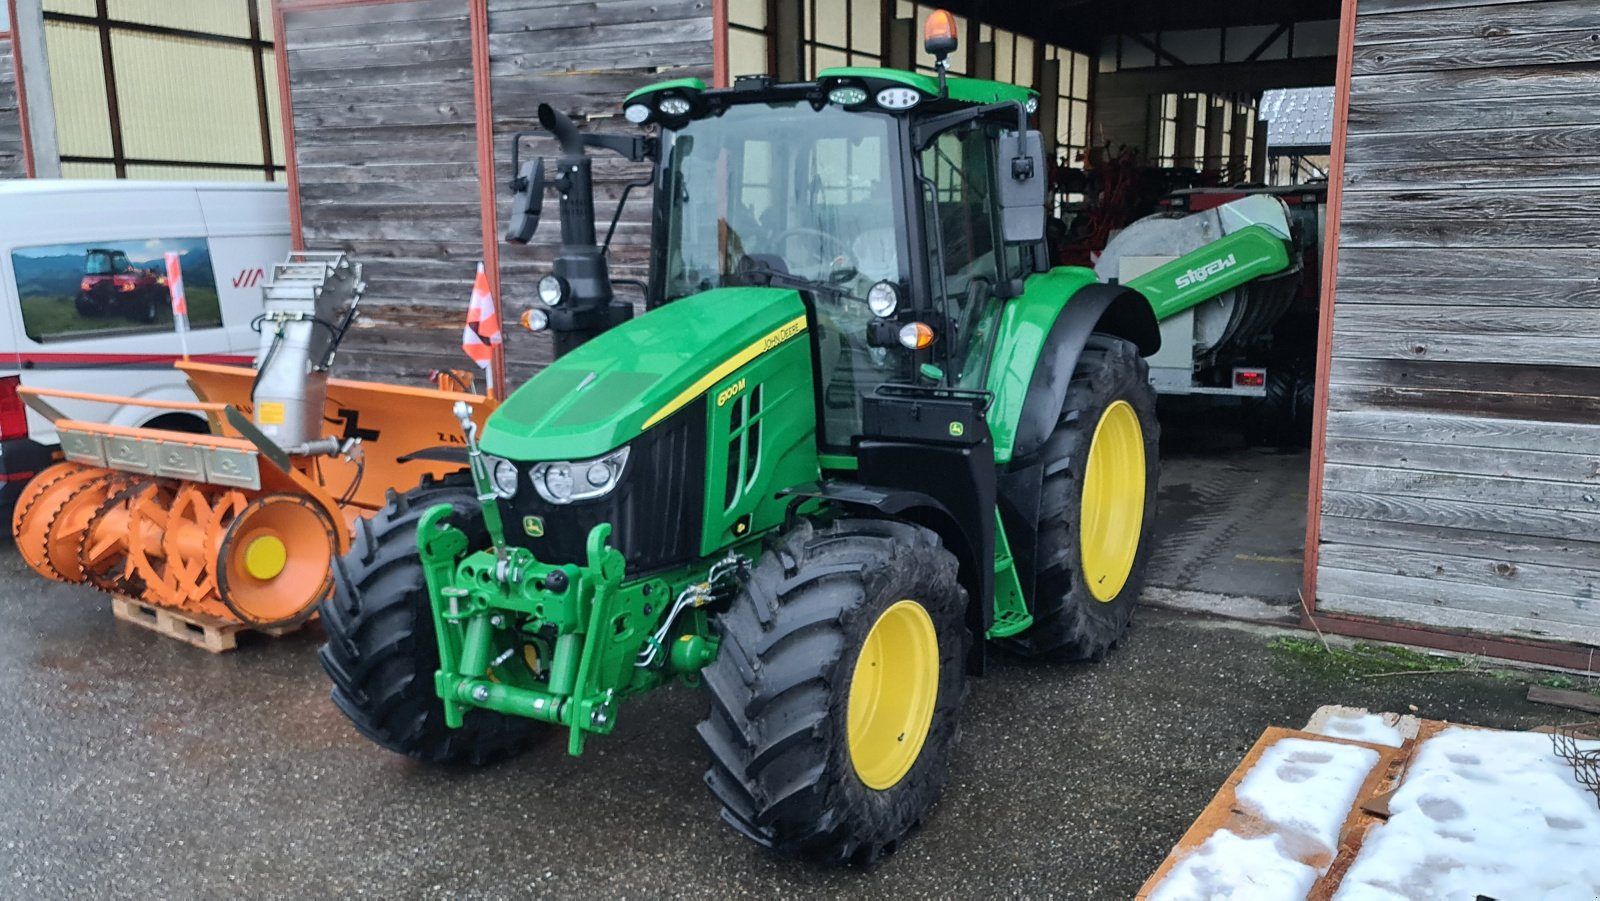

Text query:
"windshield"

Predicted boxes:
[[85, 251, 133, 275], [656, 102, 910, 451], [658, 102, 904, 302]]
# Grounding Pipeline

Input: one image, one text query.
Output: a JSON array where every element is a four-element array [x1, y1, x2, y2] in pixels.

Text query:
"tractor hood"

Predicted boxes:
[[481, 287, 808, 461]]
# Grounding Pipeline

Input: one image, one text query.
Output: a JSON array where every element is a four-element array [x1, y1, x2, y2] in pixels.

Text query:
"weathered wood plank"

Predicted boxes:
[[489, 40, 711, 77], [1325, 436, 1600, 485], [1328, 381, 1600, 427], [288, 37, 473, 73], [1346, 124, 1600, 164], [1326, 408, 1600, 456], [1330, 329, 1600, 368], [1337, 248, 1600, 280], [1314, 588, 1600, 648], [1359, 0, 1587, 13], [1345, 155, 1600, 192], [1320, 514, 1600, 575], [284, 0, 468, 30], [1526, 685, 1600, 714], [1318, 547, 1600, 624], [1353, 30, 1600, 77], [297, 161, 482, 184], [487, 19, 708, 56], [1333, 276, 1600, 309], [1340, 217, 1600, 250], [295, 138, 477, 165], [1332, 305, 1600, 338], [1349, 65, 1600, 106], [1344, 188, 1600, 221], [293, 101, 475, 131], [1348, 92, 1600, 136], [289, 79, 477, 110], [1321, 486, 1600, 545], [1323, 463, 1600, 516], [286, 16, 474, 52], [292, 123, 477, 147], [1356, 0, 1600, 45], [298, 180, 481, 205], [290, 59, 473, 91], [1327, 356, 1600, 403], [489, 0, 710, 32]]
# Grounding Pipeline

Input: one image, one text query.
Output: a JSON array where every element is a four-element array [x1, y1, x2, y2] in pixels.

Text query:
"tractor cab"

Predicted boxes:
[[631, 67, 1048, 452]]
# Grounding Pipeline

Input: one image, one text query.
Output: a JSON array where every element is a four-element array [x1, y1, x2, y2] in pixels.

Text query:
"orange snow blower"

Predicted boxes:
[[12, 253, 488, 629]]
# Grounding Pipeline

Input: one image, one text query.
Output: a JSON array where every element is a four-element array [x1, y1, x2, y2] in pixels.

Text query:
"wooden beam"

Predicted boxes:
[[1304, 0, 1358, 614], [1527, 686, 1600, 716]]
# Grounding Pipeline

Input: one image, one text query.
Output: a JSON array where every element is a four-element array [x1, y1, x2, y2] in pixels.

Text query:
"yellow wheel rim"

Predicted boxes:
[[847, 599, 940, 791], [1080, 400, 1146, 603]]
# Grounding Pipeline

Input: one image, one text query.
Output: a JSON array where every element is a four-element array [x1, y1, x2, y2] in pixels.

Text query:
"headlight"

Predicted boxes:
[[658, 95, 692, 117], [876, 87, 921, 110], [538, 274, 567, 306], [828, 86, 868, 106], [624, 103, 651, 124], [867, 280, 900, 318], [531, 446, 631, 504], [491, 457, 520, 499]]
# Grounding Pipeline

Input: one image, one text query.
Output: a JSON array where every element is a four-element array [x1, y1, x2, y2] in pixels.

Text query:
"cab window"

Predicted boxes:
[[920, 125, 1006, 388]]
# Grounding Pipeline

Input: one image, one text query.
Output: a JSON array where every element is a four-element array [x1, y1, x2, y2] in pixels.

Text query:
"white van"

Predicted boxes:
[[0, 180, 290, 519]]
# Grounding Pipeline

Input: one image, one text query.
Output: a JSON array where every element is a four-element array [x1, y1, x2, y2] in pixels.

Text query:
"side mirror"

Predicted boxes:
[[998, 130, 1047, 244], [505, 158, 544, 244]]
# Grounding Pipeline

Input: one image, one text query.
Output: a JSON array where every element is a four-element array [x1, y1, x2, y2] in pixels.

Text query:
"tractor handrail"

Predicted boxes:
[[16, 385, 232, 413]]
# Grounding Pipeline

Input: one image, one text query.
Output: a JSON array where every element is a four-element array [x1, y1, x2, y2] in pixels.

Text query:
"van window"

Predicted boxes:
[[9, 237, 224, 343]]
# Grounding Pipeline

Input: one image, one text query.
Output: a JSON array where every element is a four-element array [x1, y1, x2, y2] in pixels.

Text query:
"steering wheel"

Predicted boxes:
[[772, 227, 859, 283]]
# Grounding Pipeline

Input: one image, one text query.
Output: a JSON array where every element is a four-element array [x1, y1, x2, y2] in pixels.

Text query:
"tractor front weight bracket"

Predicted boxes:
[[420, 509, 711, 757]]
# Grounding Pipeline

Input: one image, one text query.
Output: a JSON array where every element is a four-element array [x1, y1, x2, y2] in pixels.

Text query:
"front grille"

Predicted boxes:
[[499, 399, 707, 575]]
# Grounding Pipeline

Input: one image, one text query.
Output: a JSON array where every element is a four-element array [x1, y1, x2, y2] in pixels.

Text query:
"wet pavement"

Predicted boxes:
[[0, 543, 1574, 899]]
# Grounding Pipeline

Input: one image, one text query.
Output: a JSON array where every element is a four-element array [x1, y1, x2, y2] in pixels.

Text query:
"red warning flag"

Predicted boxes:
[[462, 262, 501, 369], [164, 251, 188, 328]]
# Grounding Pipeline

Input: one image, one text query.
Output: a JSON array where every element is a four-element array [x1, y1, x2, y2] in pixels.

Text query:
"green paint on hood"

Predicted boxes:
[[480, 287, 808, 461]]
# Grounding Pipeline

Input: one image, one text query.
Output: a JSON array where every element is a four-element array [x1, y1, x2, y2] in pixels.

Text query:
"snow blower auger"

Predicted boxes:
[[319, 9, 1299, 866], [11, 252, 491, 631]]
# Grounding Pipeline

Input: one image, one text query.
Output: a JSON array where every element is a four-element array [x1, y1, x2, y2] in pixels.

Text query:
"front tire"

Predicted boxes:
[[318, 472, 536, 765], [1006, 334, 1160, 661], [699, 518, 969, 865]]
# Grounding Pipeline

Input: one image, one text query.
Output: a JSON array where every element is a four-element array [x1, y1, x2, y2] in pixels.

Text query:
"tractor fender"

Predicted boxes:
[[1009, 283, 1158, 467], [784, 479, 991, 675], [396, 446, 470, 467]]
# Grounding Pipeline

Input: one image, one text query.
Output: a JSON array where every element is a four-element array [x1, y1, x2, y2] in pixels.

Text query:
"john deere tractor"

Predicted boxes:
[[320, 14, 1291, 864]]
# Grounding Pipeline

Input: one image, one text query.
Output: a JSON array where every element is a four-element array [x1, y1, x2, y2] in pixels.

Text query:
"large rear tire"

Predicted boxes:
[[1005, 334, 1160, 661], [699, 518, 969, 865], [318, 472, 536, 766]]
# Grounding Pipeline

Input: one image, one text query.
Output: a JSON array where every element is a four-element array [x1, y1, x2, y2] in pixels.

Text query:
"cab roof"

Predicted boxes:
[[622, 67, 1038, 126]]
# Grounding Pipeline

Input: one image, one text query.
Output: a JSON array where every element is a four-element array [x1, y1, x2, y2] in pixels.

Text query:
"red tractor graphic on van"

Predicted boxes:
[[75, 248, 166, 323]]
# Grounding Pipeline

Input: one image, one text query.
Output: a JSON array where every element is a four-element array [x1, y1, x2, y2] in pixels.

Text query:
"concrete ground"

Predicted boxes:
[[1148, 398, 1310, 605], [0, 543, 1579, 899]]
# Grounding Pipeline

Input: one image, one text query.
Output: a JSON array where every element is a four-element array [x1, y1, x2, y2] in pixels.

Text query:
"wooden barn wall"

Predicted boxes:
[[1317, 0, 1600, 647], [282, 0, 484, 384], [486, 0, 713, 382], [0, 35, 25, 178]]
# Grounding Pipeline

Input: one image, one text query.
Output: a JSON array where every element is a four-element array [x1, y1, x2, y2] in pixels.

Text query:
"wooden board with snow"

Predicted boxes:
[[1138, 712, 1600, 900]]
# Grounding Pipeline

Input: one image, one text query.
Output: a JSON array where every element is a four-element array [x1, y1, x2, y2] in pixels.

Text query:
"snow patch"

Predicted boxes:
[[1309, 710, 1405, 748], [1235, 737, 1381, 864], [1147, 829, 1319, 901], [1333, 727, 1600, 900]]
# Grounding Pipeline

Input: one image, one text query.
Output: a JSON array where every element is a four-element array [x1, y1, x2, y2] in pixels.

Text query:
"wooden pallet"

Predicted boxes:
[[111, 595, 307, 653]]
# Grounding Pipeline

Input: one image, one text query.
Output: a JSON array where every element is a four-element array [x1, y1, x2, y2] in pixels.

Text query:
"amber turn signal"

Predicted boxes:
[[898, 322, 935, 350]]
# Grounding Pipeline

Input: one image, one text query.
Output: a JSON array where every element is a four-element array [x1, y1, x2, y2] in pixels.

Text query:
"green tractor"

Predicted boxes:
[[319, 16, 1292, 865]]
